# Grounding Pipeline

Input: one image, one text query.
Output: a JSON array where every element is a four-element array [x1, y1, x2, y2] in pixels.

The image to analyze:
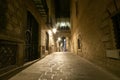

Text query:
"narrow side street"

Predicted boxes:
[[9, 52, 119, 80]]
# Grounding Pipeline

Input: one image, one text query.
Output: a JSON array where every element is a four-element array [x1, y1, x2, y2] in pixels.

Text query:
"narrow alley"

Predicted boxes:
[[1, 0, 120, 79], [8, 52, 119, 80]]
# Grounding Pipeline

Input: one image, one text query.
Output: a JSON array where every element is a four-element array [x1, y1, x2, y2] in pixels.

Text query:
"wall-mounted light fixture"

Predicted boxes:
[[58, 37, 61, 42], [52, 28, 57, 34], [48, 30, 52, 36]]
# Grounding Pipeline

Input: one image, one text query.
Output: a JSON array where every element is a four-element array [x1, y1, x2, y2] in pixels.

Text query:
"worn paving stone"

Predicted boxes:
[[9, 52, 120, 80]]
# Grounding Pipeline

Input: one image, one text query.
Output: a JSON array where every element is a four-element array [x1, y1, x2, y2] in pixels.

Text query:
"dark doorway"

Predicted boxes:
[[46, 32, 49, 50], [78, 39, 80, 49], [25, 11, 39, 62], [60, 37, 66, 51]]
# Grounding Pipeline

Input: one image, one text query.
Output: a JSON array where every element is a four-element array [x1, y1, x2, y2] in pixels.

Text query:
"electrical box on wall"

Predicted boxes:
[[106, 50, 120, 59]]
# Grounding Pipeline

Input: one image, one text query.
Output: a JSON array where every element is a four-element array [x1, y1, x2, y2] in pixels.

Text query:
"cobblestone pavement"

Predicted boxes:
[[9, 52, 120, 80]]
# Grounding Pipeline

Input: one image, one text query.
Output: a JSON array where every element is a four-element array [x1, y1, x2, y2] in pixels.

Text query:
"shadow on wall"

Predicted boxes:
[[0, 0, 8, 32]]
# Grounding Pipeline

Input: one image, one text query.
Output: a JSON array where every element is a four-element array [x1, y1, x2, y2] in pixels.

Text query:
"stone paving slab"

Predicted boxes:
[[9, 52, 120, 80]]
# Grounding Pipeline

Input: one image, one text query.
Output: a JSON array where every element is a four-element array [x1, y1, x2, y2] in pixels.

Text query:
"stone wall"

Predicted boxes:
[[71, 0, 120, 77], [0, 0, 25, 39], [48, 31, 55, 53], [41, 30, 47, 57], [0, 0, 27, 67], [0, 0, 47, 70], [0, 0, 55, 77], [41, 29, 55, 56]]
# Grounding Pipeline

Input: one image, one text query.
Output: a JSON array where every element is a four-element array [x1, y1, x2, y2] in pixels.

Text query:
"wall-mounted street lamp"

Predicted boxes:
[[52, 28, 57, 34], [58, 37, 61, 42], [48, 30, 52, 36]]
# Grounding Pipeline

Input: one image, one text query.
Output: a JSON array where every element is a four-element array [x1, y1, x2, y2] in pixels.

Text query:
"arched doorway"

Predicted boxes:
[[25, 11, 39, 62]]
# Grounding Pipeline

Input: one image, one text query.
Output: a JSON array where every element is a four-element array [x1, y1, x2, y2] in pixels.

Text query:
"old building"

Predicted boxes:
[[71, 0, 120, 77], [0, 0, 120, 79], [0, 0, 55, 76]]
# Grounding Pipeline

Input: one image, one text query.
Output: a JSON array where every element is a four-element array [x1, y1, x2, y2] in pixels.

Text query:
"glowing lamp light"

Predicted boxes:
[[58, 37, 61, 41], [48, 30, 52, 35], [60, 22, 66, 26], [52, 28, 57, 33]]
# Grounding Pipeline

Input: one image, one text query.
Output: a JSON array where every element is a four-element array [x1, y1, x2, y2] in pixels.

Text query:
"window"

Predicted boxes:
[[111, 13, 120, 49], [0, 0, 7, 30], [75, 0, 78, 17]]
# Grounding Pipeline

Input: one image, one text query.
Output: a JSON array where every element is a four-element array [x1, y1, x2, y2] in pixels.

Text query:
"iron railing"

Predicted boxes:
[[0, 40, 17, 69]]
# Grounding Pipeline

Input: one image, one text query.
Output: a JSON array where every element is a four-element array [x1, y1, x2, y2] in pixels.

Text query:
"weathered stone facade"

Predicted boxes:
[[71, 0, 120, 77], [0, 0, 55, 77], [1, 0, 120, 78]]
